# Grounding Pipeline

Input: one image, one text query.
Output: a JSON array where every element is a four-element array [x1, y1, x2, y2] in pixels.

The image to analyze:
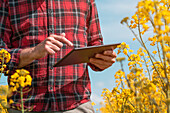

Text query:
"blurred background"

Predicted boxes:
[[89, 0, 141, 111]]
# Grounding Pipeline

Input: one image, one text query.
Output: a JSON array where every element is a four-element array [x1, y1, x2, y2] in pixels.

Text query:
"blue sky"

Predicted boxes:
[[90, 0, 141, 110], [0, 0, 141, 112]]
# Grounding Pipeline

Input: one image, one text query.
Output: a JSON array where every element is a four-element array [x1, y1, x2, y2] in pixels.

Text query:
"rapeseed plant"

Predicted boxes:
[[0, 49, 32, 113], [100, 0, 170, 112]]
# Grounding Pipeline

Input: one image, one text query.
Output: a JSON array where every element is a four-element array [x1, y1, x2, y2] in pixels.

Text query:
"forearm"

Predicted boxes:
[[18, 33, 73, 68], [18, 47, 36, 68]]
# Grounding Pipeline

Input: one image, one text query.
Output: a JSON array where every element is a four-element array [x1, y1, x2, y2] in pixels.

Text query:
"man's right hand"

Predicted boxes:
[[33, 33, 73, 59], [18, 33, 73, 68]]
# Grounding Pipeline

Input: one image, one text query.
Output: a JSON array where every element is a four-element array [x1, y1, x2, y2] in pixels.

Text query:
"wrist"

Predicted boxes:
[[30, 46, 38, 60], [32, 44, 47, 59], [18, 47, 36, 68]]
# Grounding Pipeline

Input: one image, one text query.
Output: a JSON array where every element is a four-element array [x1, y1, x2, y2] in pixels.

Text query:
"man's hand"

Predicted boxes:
[[18, 33, 73, 68], [33, 33, 73, 59], [89, 50, 117, 70]]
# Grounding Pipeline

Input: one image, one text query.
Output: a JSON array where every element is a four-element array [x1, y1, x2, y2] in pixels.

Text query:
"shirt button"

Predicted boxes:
[[48, 9, 52, 15], [49, 28, 53, 33]]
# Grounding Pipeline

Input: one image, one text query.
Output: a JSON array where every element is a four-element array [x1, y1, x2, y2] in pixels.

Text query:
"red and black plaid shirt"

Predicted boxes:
[[0, 0, 103, 112]]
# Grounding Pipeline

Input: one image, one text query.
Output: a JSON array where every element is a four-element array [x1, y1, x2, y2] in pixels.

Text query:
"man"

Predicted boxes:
[[0, 0, 116, 112]]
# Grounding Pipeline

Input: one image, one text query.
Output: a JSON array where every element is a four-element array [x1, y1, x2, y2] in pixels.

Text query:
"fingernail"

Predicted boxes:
[[70, 43, 74, 46], [61, 33, 65, 36]]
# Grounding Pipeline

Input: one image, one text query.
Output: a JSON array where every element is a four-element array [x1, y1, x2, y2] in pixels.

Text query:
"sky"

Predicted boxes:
[[0, 0, 141, 112], [89, 0, 141, 111]]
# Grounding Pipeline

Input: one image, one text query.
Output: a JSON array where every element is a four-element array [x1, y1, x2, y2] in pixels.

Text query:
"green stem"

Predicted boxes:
[[167, 88, 170, 113], [106, 96, 114, 113], [143, 55, 151, 80], [120, 61, 124, 72], [0, 53, 5, 79], [156, 41, 163, 65], [137, 18, 159, 75], [20, 87, 24, 113]]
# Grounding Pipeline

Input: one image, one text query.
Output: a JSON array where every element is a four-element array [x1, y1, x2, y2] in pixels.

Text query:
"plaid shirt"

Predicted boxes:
[[0, 0, 103, 112]]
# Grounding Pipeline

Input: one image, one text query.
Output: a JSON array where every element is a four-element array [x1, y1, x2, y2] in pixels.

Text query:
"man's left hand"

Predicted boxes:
[[89, 50, 117, 70]]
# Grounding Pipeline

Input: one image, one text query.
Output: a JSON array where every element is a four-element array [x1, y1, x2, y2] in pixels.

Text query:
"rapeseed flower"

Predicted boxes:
[[100, 0, 170, 112], [0, 49, 11, 63], [10, 69, 32, 91]]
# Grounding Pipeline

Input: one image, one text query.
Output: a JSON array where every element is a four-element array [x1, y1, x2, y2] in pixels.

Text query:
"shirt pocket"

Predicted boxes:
[[9, 0, 47, 48]]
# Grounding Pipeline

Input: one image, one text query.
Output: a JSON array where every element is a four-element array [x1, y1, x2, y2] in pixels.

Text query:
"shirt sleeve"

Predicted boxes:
[[0, 0, 22, 75], [86, 0, 104, 71]]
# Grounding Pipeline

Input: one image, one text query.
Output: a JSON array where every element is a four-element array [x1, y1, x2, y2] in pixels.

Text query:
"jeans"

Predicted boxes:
[[8, 101, 95, 113]]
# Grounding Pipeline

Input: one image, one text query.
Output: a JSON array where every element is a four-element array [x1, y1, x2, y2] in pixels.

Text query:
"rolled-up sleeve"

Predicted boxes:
[[86, 0, 103, 46], [0, 0, 22, 74], [86, 0, 104, 71]]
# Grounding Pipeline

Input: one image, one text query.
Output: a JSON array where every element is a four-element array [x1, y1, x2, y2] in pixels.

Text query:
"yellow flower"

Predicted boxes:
[[123, 49, 128, 55], [9, 99, 14, 105], [120, 17, 129, 24], [3, 64, 6, 68], [121, 42, 130, 49], [141, 30, 145, 35], [0, 49, 11, 63], [91, 102, 96, 106], [164, 46, 170, 52], [100, 1, 170, 112], [131, 24, 137, 28], [148, 37, 153, 41], [10, 82, 15, 86], [117, 49, 121, 54], [164, 25, 169, 33], [11, 73, 19, 79], [150, 42, 155, 46], [132, 14, 138, 22], [116, 57, 126, 62], [142, 24, 149, 31], [26, 75, 32, 86], [11, 86, 17, 92], [129, 50, 134, 53], [117, 42, 130, 55], [18, 76, 26, 88], [140, 52, 145, 56], [166, 53, 170, 59], [152, 51, 157, 54], [10, 69, 32, 90], [16, 69, 30, 76], [164, 35, 170, 42]]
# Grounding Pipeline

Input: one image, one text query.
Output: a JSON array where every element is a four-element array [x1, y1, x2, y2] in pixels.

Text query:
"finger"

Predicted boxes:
[[45, 41, 61, 53], [44, 45, 56, 55], [90, 58, 105, 69], [95, 54, 116, 63], [90, 58, 112, 69], [103, 50, 117, 57], [61, 33, 66, 37], [50, 34, 73, 46], [47, 37, 63, 48]]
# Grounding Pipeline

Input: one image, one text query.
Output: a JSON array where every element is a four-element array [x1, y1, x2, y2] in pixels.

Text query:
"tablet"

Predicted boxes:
[[53, 43, 121, 67]]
